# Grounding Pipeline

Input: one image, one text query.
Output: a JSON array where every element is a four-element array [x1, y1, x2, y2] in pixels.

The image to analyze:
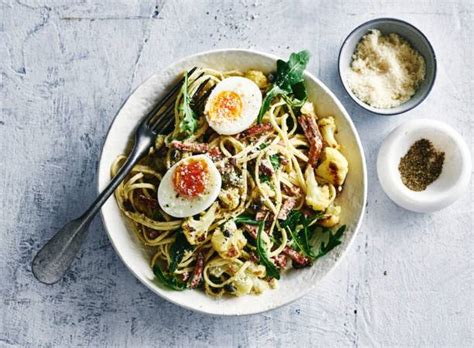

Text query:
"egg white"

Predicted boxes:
[[157, 155, 222, 218], [205, 76, 262, 135]]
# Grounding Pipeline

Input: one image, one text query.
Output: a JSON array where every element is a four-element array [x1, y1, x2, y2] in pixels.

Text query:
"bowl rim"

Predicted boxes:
[[337, 17, 437, 116], [97, 48, 368, 316]]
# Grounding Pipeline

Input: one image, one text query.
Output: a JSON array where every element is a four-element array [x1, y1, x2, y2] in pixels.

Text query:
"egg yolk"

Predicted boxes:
[[172, 159, 209, 198], [208, 91, 243, 122]]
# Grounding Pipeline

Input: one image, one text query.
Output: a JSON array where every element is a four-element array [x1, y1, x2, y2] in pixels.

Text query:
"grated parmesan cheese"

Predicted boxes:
[[347, 29, 426, 109]]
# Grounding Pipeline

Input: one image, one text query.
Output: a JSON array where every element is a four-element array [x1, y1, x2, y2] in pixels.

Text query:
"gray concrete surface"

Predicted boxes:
[[1, 0, 473, 346]]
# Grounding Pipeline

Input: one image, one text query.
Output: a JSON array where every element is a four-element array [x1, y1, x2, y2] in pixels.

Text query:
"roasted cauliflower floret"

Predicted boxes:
[[315, 147, 348, 187], [305, 165, 336, 211], [319, 205, 341, 227], [251, 278, 270, 294], [300, 101, 317, 117], [231, 272, 253, 296], [182, 203, 217, 245], [218, 187, 240, 210], [244, 70, 268, 89], [318, 116, 339, 149], [229, 263, 268, 296], [211, 220, 247, 259]]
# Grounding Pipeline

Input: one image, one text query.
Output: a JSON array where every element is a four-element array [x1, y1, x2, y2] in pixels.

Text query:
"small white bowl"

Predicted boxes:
[[338, 18, 437, 116], [377, 119, 471, 213]]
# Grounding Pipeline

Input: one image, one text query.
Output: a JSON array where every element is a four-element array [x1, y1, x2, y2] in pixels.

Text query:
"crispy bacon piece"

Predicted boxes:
[[208, 147, 223, 161], [272, 254, 287, 269], [136, 193, 159, 210], [189, 251, 205, 288], [282, 183, 301, 197], [298, 114, 323, 167], [236, 123, 273, 139], [278, 198, 297, 220], [256, 207, 271, 221], [144, 227, 160, 239], [248, 251, 259, 263], [282, 246, 311, 268], [259, 160, 274, 177], [279, 155, 289, 166], [170, 140, 209, 153], [243, 224, 258, 239]]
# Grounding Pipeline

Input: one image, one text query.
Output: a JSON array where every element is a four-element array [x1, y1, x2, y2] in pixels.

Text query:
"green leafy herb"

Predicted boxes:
[[234, 214, 259, 225], [152, 263, 187, 291], [256, 221, 280, 279], [283, 211, 344, 260], [178, 73, 198, 138], [260, 174, 271, 183], [169, 230, 193, 273], [283, 211, 316, 258], [315, 225, 346, 258], [269, 154, 281, 170], [257, 50, 310, 122]]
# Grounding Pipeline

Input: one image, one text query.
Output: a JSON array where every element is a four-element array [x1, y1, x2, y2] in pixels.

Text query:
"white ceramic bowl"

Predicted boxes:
[[98, 49, 367, 315], [338, 18, 437, 115], [377, 119, 471, 213]]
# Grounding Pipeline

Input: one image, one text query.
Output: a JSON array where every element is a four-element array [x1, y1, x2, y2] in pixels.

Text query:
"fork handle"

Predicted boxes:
[[32, 133, 153, 284]]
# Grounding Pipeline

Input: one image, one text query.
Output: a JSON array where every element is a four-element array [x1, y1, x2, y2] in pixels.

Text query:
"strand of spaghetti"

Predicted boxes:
[[286, 105, 298, 136], [268, 223, 289, 257], [143, 230, 174, 246], [233, 134, 271, 160], [203, 259, 251, 288], [122, 210, 181, 230], [254, 150, 278, 215], [124, 183, 155, 197]]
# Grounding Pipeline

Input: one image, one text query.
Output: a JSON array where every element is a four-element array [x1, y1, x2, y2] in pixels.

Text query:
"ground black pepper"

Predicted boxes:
[[398, 139, 445, 191]]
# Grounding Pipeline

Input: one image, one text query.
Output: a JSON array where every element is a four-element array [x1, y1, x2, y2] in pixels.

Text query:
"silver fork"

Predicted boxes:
[[32, 67, 211, 284]]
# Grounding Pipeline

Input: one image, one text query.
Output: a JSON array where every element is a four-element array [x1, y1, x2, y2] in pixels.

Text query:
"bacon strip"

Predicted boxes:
[[272, 254, 287, 269], [236, 123, 273, 139], [282, 246, 311, 268], [189, 251, 204, 288], [208, 147, 223, 161], [282, 183, 301, 197], [298, 114, 323, 166], [136, 193, 159, 210], [259, 160, 274, 177], [278, 198, 297, 220], [243, 224, 258, 239], [170, 140, 209, 153]]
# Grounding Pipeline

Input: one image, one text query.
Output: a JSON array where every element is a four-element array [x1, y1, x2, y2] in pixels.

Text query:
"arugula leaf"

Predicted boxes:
[[169, 230, 193, 273], [257, 50, 310, 122], [234, 214, 259, 225], [283, 211, 315, 258], [256, 221, 280, 279], [275, 51, 310, 92], [178, 73, 198, 138], [152, 263, 187, 291], [269, 154, 281, 170], [258, 86, 284, 122], [260, 174, 271, 183], [283, 211, 344, 261], [316, 225, 346, 258]]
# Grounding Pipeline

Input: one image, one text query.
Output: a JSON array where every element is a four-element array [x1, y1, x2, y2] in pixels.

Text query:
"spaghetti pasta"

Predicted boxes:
[[111, 62, 349, 297]]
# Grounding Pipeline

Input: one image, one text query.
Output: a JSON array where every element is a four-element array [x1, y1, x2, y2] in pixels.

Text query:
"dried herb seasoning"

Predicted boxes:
[[398, 139, 445, 191]]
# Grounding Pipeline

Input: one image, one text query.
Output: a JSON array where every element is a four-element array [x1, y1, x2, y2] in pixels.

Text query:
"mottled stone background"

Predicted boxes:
[[1, 0, 473, 346]]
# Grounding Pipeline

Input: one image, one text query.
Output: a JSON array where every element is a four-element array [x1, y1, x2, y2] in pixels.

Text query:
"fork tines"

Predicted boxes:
[[145, 67, 198, 128], [151, 80, 214, 134]]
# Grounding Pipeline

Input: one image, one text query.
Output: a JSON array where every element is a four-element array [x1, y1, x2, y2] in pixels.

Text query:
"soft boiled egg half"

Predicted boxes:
[[157, 155, 222, 218], [205, 76, 262, 135]]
